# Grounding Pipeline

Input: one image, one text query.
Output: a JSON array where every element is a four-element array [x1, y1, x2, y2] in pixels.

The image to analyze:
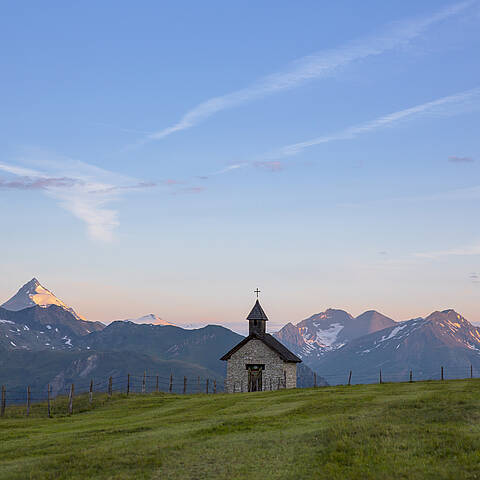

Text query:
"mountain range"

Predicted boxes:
[[314, 309, 480, 383], [1, 278, 480, 392], [273, 307, 480, 383], [0, 279, 321, 393]]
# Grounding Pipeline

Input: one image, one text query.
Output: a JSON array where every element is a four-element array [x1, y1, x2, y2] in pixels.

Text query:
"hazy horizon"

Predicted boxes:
[[1, 276, 478, 335]]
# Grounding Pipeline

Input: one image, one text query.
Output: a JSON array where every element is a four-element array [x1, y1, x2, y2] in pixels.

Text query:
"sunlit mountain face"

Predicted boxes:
[[121, 314, 175, 326], [1, 278, 86, 321]]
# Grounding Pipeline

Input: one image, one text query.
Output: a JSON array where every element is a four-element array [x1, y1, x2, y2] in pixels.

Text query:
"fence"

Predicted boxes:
[[1, 364, 479, 418], [0, 372, 223, 417], [312, 364, 480, 386]]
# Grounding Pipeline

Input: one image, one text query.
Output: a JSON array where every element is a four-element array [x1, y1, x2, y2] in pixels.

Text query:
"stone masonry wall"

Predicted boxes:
[[225, 339, 297, 393], [284, 361, 297, 389]]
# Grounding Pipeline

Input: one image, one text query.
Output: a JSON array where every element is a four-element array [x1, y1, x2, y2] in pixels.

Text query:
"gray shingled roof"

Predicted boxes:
[[247, 300, 269, 321], [220, 333, 302, 363]]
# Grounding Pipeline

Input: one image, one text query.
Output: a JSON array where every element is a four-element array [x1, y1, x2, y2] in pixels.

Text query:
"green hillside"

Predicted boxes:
[[1, 380, 480, 479]]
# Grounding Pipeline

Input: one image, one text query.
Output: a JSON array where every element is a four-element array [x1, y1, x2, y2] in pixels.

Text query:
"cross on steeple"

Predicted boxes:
[[254, 288, 261, 299]]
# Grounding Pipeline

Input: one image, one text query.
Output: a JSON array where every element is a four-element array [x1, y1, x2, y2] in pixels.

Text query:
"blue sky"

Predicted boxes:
[[1, 1, 479, 331]]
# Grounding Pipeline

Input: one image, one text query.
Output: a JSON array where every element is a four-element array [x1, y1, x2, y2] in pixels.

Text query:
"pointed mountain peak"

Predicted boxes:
[[1, 278, 85, 321], [355, 310, 395, 323], [21, 277, 41, 291], [427, 309, 463, 321], [425, 310, 475, 332], [441, 309, 459, 316]]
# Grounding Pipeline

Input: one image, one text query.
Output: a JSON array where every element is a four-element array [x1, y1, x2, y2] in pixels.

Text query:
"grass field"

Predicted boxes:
[[1, 379, 480, 479]]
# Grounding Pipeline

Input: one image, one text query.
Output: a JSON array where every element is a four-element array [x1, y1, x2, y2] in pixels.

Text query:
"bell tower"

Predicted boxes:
[[247, 296, 268, 335]]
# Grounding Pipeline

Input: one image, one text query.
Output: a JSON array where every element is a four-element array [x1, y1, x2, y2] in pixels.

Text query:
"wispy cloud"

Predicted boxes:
[[164, 179, 182, 186], [264, 87, 480, 160], [211, 163, 248, 176], [0, 157, 155, 242], [207, 86, 480, 177], [470, 272, 480, 283], [338, 184, 480, 210], [0, 176, 79, 190], [415, 243, 480, 259], [147, 1, 473, 141], [254, 161, 284, 172], [449, 155, 475, 163]]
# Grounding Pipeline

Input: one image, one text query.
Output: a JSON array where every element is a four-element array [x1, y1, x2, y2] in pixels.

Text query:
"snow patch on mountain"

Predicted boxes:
[[303, 323, 344, 348], [378, 323, 409, 343], [122, 314, 175, 326], [1, 278, 86, 321], [0, 319, 15, 325]]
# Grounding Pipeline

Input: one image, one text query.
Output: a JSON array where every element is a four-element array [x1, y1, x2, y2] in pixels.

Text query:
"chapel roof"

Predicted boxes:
[[247, 300, 269, 321], [220, 332, 302, 363]]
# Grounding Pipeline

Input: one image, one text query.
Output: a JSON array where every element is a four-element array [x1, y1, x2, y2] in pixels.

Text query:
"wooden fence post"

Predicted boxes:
[[409, 370, 413, 383], [127, 374, 130, 396], [108, 376, 113, 396], [142, 371, 146, 394], [348, 370, 352, 386], [277, 378, 281, 390], [206, 379, 209, 394], [47, 384, 51, 418], [169, 374, 173, 393], [197, 376, 200, 393], [68, 384, 74, 415], [89, 379, 93, 404], [379, 370, 383, 384], [156, 375, 159, 393], [224, 378, 226, 393], [283, 371, 287, 389], [214, 379, 217, 394], [314, 372, 317, 388], [1, 385, 5, 417], [471, 364, 473, 379], [27, 386, 31, 417], [270, 378, 272, 391], [183, 377, 187, 394], [441, 366, 444, 381]]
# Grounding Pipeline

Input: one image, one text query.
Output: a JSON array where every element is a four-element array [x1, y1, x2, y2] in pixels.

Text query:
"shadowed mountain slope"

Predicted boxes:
[[315, 310, 480, 383]]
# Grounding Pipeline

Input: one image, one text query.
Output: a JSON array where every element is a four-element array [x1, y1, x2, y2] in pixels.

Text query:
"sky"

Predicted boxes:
[[1, 1, 480, 333]]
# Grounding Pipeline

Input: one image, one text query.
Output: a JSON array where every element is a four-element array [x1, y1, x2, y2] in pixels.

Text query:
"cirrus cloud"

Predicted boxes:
[[0, 158, 155, 243], [448, 155, 475, 163], [145, 1, 474, 142]]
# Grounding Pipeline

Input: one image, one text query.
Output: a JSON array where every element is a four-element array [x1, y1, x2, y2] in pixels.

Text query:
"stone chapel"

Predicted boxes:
[[221, 297, 301, 393]]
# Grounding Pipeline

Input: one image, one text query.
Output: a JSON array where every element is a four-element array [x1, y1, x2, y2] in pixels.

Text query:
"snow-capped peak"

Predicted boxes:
[[1, 278, 85, 321], [122, 314, 175, 326]]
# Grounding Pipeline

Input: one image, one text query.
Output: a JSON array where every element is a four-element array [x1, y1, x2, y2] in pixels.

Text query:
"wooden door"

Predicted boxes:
[[248, 367, 262, 392]]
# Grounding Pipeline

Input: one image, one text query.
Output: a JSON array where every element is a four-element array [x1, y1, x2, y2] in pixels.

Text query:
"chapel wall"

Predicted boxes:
[[225, 339, 293, 393]]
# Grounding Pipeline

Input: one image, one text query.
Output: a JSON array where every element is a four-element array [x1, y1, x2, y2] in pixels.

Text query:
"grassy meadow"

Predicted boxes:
[[1, 379, 480, 479]]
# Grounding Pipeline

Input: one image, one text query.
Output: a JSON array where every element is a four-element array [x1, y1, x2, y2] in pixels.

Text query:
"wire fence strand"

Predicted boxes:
[[1, 364, 479, 417]]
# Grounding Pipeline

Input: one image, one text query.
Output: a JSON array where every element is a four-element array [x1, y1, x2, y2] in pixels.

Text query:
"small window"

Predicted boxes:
[[254, 320, 257, 326]]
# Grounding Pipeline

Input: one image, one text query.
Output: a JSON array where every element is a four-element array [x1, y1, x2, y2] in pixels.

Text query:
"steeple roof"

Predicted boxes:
[[247, 300, 269, 321]]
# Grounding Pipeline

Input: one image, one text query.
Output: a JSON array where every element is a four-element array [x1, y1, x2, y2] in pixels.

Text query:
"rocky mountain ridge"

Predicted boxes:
[[313, 309, 480, 383], [274, 308, 395, 359]]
